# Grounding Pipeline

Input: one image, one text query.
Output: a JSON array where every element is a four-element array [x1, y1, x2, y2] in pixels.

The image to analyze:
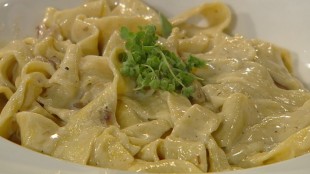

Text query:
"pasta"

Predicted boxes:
[[0, 0, 310, 173]]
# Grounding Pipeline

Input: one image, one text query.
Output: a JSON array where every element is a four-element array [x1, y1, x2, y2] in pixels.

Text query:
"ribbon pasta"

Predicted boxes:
[[0, 0, 310, 173]]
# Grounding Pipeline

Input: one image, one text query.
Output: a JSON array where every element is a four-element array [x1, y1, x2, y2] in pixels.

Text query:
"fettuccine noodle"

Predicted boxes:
[[0, 0, 310, 173]]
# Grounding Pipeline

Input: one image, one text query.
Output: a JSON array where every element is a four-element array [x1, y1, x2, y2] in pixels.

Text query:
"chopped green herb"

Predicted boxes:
[[119, 25, 205, 97], [159, 13, 173, 38]]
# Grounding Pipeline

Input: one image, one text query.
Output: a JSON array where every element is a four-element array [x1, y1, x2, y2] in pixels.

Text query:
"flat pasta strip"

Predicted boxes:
[[16, 111, 59, 152], [0, 0, 310, 173], [129, 159, 203, 173]]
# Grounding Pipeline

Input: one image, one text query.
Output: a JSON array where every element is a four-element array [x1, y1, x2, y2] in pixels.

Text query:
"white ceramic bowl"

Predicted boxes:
[[0, 0, 310, 173]]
